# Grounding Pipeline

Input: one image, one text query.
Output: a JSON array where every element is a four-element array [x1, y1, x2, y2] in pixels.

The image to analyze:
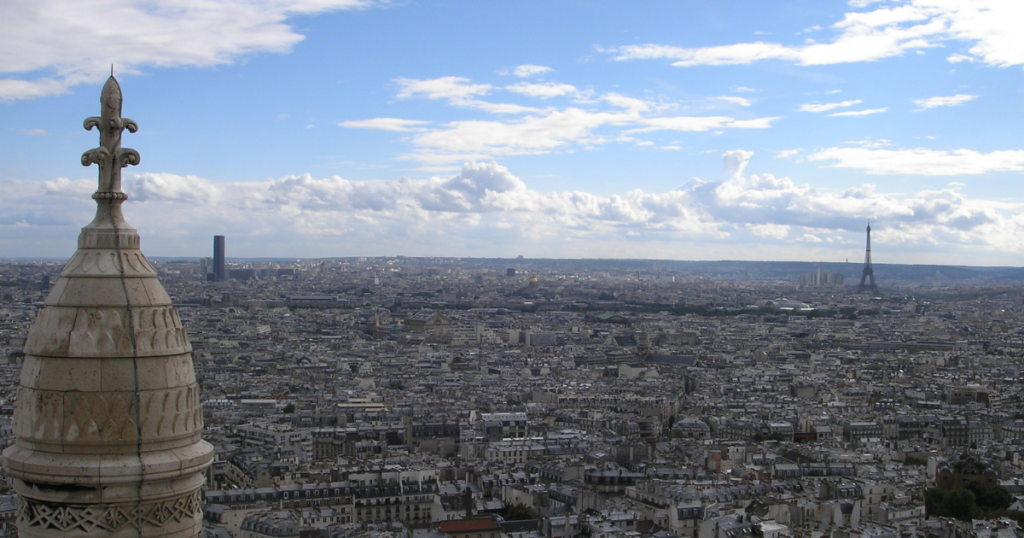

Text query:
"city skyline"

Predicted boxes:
[[2, 1, 1024, 265]]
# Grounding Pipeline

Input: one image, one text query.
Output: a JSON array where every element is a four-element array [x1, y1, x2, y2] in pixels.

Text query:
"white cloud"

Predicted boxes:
[[21, 128, 47, 136], [736, 86, 756, 92], [512, 65, 553, 77], [4, 156, 1024, 261], [847, 138, 892, 148], [947, 53, 975, 63], [941, 0, 1024, 67], [798, 99, 862, 112], [849, 0, 887, 7], [630, 116, 730, 133], [610, 1, 1024, 69], [127, 173, 225, 205], [0, 0, 377, 101], [43, 177, 96, 198], [776, 149, 801, 158], [0, 78, 69, 101], [379, 74, 782, 167], [724, 117, 784, 129], [714, 96, 752, 106], [723, 150, 754, 178], [395, 77, 544, 115], [631, 115, 782, 133], [808, 146, 1024, 175], [749, 223, 790, 239], [340, 118, 431, 132], [409, 108, 630, 160], [506, 82, 578, 98], [451, 100, 544, 115], [396, 77, 492, 100], [828, 107, 888, 116], [602, 93, 655, 113], [612, 42, 805, 66], [914, 94, 977, 108], [365, 73, 785, 167]]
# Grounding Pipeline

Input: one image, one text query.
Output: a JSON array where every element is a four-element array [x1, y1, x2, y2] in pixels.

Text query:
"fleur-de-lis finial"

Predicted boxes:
[[82, 75, 139, 200], [80, 76, 140, 231]]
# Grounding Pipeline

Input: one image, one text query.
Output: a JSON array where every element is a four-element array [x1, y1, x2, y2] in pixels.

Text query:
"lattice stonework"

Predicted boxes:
[[19, 491, 202, 533]]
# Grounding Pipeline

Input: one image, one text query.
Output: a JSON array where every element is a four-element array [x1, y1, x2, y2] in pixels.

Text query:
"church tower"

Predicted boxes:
[[3, 76, 213, 538]]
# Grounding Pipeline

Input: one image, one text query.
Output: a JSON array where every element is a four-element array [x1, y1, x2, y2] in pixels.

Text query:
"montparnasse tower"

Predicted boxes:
[[3, 76, 213, 538]]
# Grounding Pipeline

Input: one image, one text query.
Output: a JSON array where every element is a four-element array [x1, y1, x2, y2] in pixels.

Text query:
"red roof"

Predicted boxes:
[[437, 519, 500, 533]]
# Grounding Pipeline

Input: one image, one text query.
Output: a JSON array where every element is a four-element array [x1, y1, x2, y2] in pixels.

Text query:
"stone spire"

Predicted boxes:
[[3, 76, 213, 538]]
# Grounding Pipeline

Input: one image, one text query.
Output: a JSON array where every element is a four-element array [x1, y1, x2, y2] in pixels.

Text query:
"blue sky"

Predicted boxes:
[[2, 0, 1024, 264]]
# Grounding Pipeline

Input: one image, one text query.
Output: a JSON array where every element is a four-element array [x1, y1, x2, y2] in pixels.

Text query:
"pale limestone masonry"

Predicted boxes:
[[2, 76, 213, 538]]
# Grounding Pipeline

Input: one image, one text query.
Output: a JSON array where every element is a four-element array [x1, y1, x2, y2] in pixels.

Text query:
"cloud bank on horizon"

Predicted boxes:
[[1, 0, 1023, 264], [3, 155, 1021, 264]]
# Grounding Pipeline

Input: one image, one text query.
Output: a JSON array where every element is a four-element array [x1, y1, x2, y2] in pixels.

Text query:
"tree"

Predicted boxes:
[[904, 456, 927, 466], [925, 482, 1013, 521], [505, 503, 538, 521], [282, 403, 295, 413], [924, 488, 948, 517], [941, 489, 979, 521], [965, 479, 1012, 512]]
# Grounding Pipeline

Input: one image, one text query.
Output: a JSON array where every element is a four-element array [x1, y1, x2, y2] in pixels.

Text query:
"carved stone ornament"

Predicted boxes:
[[19, 491, 202, 533], [2, 76, 213, 538]]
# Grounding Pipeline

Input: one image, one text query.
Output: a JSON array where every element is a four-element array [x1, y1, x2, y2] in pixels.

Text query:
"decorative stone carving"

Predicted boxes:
[[14, 385, 202, 448], [24, 305, 190, 358], [61, 249, 157, 277], [2, 75, 213, 538], [19, 491, 202, 532]]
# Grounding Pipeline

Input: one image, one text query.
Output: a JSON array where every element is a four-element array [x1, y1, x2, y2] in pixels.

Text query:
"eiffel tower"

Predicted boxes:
[[857, 223, 878, 294]]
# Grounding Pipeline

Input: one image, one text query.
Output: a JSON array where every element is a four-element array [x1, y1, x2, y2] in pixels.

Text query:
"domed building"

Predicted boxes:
[[936, 452, 998, 490], [3, 76, 213, 538]]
